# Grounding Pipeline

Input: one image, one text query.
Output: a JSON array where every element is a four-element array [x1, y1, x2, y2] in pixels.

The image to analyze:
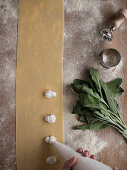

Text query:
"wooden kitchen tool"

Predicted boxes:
[[100, 9, 127, 41]]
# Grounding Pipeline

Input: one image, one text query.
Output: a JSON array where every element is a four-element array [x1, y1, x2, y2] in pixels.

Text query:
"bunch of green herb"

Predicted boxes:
[[70, 68, 127, 140]]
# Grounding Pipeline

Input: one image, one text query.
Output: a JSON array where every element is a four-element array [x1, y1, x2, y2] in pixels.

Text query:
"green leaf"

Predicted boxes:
[[73, 79, 87, 85], [78, 112, 98, 124], [70, 79, 89, 94], [72, 102, 91, 115], [70, 83, 80, 93], [75, 84, 100, 99], [114, 87, 124, 98], [78, 115, 88, 123], [70, 68, 127, 141], [107, 78, 122, 92], [100, 80, 119, 114], [88, 69, 102, 95], [88, 76, 97, 92], [79, 93, 107, 111], [72, 103, 82, 114], [106, 78, 124, 98], [73, 121, 109, 130], [75, 84, 108, 107], [94, 110, 110, 119]]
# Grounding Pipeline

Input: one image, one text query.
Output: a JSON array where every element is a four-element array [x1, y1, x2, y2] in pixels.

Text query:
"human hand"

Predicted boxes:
[[62, 156, 77, 170], [61, 149, 120, 170], [77, 149, 120, 170]]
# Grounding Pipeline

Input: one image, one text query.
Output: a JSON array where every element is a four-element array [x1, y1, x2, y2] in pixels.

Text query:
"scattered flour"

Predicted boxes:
[[63, 0, 127, 157], [63, 96, 108, 155], [99, 57, 124, 82], [0, 0, 18, 169], [0, 0, 17, 23]]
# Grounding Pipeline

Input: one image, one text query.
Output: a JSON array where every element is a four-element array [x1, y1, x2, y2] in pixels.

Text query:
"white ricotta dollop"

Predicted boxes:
[[45, 136, 56, 144], [44, 90, 56, 98], [45, 115, 56, 123], [46, 156, 56, 165]]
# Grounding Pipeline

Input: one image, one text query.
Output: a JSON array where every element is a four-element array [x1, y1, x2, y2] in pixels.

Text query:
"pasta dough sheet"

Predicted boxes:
[[16, 0, 64, 169]]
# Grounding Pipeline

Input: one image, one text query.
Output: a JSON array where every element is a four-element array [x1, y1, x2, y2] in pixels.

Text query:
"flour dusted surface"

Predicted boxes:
[[0, 0, 18, 169], [63, 0, 127, 157]]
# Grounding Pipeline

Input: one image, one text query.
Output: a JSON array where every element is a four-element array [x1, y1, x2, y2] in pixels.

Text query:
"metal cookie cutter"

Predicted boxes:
[[99, 48, 121, 69], [101, 9, 127, 41]]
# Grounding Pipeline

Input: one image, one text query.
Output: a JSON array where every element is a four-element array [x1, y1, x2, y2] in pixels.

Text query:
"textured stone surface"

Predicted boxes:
[[63, 0, 127, 169], [0, 0, 127, 169], [0, 0, 18, 169]]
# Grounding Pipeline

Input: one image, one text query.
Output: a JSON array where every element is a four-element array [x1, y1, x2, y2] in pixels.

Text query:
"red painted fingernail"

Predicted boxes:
[[76, 148, 83, 154], [83, 150, 90, 157], [114, 168, 120, 170], [90, 154, 96, 160], [99, 160, 103, 163]]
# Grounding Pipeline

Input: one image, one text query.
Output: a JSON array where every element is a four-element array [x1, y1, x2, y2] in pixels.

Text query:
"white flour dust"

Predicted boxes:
[[100, 57, 124, 82], [63, 0, 126, 156], [64, 106, 108, 155], [0, 0, 17, 23], [0, 0, 18, 169], [120, 22, 127, 30]]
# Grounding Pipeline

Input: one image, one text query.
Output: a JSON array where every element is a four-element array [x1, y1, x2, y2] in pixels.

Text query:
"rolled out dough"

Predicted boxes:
[[16, 0, 64, 170]]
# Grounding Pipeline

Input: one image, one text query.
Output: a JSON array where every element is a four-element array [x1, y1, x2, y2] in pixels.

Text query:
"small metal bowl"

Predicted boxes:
[[99, 48, 121, 69]]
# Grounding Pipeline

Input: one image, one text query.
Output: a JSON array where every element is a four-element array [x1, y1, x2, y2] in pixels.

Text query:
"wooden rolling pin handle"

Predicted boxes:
[[113, 9, 127, 29]]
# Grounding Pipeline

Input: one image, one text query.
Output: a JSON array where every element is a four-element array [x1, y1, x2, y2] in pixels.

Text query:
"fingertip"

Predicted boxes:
[[90, 154, 96, 160], [114, 168, 120, 170], [98, 160, 103, 163], [67, 157, 77, 167], [71, 156, 77, 164], [72, 156, 77, 161], [83, 150, 90, 157]]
